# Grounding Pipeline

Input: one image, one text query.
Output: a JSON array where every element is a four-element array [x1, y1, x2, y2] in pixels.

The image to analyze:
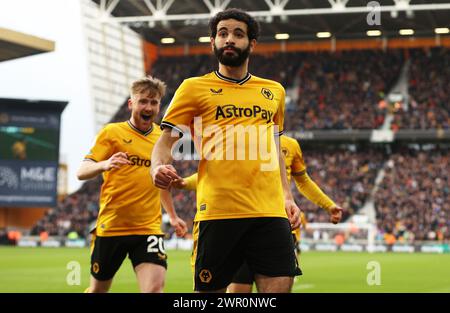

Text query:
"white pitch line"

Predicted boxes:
[[293, 283, 315, 291]]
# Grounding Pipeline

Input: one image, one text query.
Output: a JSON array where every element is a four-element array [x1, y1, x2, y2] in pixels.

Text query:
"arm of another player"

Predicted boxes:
[[76, 152, 131, 180], [160, 189, 188, 237], [292, 171, 343, 224], [151, 129, 182, 189], [171, 173, 198, 191]]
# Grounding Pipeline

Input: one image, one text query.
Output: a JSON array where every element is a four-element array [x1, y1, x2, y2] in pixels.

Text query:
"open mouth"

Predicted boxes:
[[141, 113, 152, 121]]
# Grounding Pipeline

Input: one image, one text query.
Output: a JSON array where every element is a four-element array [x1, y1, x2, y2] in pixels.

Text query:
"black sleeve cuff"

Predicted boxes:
[[160, 121, 184, 138]]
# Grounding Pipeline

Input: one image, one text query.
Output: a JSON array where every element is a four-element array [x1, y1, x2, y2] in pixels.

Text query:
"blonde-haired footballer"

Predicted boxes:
[[77, 77, 187, 293], [176, 135, 343, 293]]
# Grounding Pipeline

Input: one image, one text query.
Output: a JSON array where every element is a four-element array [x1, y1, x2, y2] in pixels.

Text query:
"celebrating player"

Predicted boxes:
[[151, 8, 301, 293], [77, 77, 187, 293]]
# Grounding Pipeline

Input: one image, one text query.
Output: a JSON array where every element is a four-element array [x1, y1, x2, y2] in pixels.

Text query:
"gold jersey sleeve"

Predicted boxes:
[[280, 135, 307, 183], [183, 173, 198, 191], [293, 172, 336, 212], [281, 134, 335, 212], [273, 86, 285, 136], [162, 72, 286, 221], [84, 121, 164, 236]]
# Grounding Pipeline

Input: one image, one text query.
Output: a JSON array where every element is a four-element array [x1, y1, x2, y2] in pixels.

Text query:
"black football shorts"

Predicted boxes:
[[192, 217, 301, 291], [90, 233, 167, 281]]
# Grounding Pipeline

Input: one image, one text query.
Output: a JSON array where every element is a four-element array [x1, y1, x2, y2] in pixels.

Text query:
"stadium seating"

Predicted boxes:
[[374, 147, 449, 241], [391, 48, 450, 130]]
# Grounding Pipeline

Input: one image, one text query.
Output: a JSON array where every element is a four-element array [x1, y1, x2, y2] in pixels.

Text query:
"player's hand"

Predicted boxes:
[[170, 178, 187, 189], [103, 152, 130, 171], [329, 205, 343, 224], [151, 164, 181, 189], [285, 199, 301, 229], [169, 216, 188, 237]]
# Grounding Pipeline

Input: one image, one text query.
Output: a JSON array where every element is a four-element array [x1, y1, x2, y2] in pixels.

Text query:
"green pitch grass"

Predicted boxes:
[[0, 247, 449, 293]]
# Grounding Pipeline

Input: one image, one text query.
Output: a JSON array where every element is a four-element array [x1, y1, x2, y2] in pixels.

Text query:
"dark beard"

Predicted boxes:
[[214, 43, 250, 67]]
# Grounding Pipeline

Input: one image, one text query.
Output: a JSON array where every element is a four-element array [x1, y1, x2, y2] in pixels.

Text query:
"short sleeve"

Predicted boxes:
[[291, 140, 306, 175], [273, 86, 285, 136], [161, 79, 198, 135], [83, 126, 113, 162]]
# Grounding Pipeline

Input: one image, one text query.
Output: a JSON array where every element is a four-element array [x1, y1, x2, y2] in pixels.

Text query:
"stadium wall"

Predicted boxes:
[[0, 208, 48, 228], [82, 0, 145, 132]]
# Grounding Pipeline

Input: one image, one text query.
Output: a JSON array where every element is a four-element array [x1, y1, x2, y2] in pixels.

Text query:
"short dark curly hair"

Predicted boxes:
[[209, 8, 260, 41]]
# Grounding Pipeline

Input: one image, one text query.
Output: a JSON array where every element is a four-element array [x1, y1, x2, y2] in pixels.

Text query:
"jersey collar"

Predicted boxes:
[[127, 120, 153, 136], [214, 70, 251, 85]]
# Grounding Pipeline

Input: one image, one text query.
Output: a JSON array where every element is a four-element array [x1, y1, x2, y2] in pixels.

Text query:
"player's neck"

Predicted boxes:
[[218, 62, 249, 81], [128, 117, 153, 133]]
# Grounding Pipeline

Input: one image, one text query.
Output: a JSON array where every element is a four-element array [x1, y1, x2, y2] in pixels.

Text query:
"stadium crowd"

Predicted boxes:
[[375, 148, 450, 241], [285, 50, 403, 130], [391, 48, 450, 130]]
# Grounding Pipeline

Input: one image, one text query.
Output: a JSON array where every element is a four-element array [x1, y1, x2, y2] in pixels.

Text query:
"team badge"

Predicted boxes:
[[210, 88, 223, 94], [92, 262, 100, 274], [199, 269, 212, 283], [261, 88, 274, 100]]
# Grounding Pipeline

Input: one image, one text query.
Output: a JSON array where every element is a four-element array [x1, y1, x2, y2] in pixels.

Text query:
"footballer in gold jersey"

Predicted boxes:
[[151, 9, 301, 292], [77, 77, 187, 293]]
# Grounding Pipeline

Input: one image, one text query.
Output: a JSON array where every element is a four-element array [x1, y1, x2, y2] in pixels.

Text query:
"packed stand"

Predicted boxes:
[[286, 50, 403, 130], [391, 48, 450, 130], [375, 147, 450, 241]]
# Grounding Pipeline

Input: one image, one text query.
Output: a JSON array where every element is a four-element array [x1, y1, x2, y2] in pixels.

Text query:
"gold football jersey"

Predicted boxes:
[[84, 121, 163, 236], [162, 71, 286, 221]]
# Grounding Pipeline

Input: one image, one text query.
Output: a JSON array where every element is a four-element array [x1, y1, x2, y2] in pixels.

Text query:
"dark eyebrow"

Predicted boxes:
[[233, 28, 246, 34], [218, 27, 246, 34]]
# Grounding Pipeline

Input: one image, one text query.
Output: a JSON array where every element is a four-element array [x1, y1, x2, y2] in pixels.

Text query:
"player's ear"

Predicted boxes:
[[249, 39, 257, 53], [210, 37, 215, 52], [127, 98, 133, 111]]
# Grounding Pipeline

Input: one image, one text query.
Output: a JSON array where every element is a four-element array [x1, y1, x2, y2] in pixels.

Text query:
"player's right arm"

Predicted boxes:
[[77, 152, 130, 180], [151, 79, 198, 189], [77, 125, 131, 181], [151, 130, 181, 189]]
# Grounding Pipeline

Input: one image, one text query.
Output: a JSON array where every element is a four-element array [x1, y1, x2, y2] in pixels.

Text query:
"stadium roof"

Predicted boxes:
[[0, 28, 55, 62], [92, 0, 450, 44]]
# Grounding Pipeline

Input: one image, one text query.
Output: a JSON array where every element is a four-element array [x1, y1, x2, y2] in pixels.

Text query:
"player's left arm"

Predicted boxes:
[[160, 189, 187, 237]]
